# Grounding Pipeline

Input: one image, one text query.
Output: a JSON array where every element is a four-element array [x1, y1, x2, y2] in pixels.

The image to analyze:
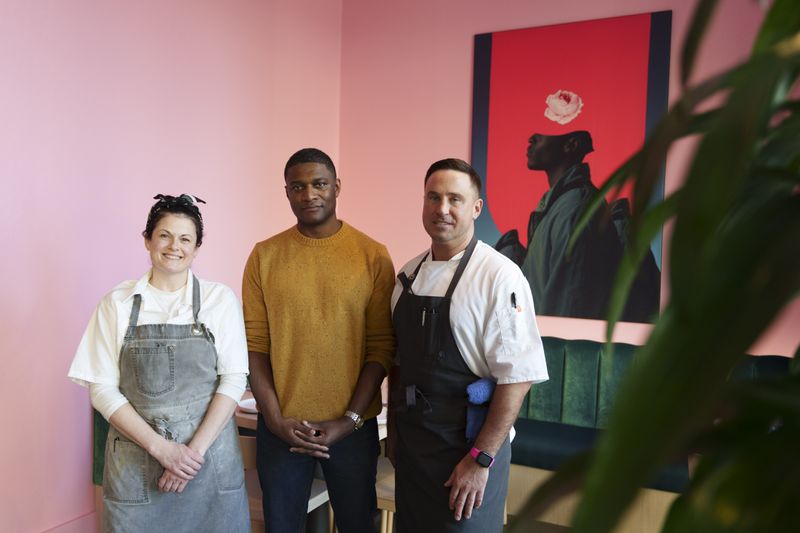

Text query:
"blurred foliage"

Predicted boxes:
[[510, 0, 800, 531]]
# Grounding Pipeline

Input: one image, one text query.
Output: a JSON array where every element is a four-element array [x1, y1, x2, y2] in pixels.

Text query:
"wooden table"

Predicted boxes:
[[235, 391, 258, 431]]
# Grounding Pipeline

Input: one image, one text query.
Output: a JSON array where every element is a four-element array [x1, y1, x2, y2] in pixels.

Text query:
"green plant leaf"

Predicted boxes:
[[753, 0, 800, 54], [629, 113, 675, 219], [569, 69, 736, 252], [573, 308, 725, 532], [628, 70, 737, 219], [663, 415, 800, 532], [571, 192, 800, 532], [681, 0, 720, 86], [756, 110, 800, 168], [733, 377, 800, 414], [749, 167, 800, 185], [684, 108, 722, 135], [627, 74, 740, 220], [773, 98, 800, 114], [604, 193, 680, 343], [791, 344, 800, 375], [535, 6, 800, 533], [670, 52, 798, 317]]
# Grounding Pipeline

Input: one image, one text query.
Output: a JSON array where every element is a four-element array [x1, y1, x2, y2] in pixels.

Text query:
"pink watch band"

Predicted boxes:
[[469, 446, 495, 468]]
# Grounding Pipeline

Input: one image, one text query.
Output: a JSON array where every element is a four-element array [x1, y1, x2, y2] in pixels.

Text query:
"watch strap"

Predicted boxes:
[[344, 410, 364, 430], [469, 446, 495, 468]]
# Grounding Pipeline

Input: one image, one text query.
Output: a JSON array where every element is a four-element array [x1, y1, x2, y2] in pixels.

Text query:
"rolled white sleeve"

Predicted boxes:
[[90, 383, 129, 420], [203, 285, 250, 376], [70, 273, 250, 409], [68, 294, 124, 387], [216, 373, 247, 401]]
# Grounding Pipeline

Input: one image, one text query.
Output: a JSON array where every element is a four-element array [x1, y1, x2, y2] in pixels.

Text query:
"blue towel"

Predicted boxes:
[[466, 378, 495, 441]]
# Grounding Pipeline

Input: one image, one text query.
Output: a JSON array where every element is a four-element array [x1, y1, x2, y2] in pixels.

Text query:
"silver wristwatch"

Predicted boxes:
[[344, 410, 364, 430]]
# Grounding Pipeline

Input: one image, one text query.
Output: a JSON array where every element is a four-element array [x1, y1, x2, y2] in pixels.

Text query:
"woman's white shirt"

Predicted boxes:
[[69, 270, 249, 417]]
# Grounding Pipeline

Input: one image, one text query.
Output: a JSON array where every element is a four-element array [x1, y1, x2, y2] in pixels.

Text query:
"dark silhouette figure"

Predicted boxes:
[[495, 131, 659, 322]]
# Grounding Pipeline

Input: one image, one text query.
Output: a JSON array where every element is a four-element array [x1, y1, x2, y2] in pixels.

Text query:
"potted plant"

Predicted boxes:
[[510, 0, 800, 531]]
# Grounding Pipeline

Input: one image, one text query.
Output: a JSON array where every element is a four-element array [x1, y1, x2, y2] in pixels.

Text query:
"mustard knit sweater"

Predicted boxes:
[[242, 221, 396, 421]]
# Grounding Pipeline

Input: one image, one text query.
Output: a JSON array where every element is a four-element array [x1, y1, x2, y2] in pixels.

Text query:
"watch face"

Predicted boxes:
[[476, 451, 493, 468], [345, 410, 364, 429]]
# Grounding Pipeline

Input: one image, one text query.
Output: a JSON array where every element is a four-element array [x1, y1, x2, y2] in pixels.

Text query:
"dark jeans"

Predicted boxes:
[[256, 414, 380, 533]]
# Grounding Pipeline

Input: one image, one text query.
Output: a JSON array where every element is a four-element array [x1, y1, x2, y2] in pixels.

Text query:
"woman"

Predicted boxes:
[[69, 194, 250, 532]]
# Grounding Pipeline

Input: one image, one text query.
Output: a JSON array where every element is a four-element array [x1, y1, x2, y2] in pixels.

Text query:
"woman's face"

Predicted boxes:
[[144, 213, 199, 278]]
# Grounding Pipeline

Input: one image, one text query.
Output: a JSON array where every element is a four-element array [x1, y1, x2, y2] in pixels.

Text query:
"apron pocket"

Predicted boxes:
[[130, 343, 176, 397], [208, 420, 245, 492], [424, 308, 440, 358], [103, 437, 150, 504]]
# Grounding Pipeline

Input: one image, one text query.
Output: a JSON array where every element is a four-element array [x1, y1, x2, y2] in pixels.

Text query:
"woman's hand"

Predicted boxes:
[[152, 440, 205, 480], [109, 404, 204, 481], [158, 470, 189, 493]]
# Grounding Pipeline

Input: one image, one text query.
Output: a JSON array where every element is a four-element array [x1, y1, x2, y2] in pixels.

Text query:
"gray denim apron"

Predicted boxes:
[[393, 239, 510, 532], [102, 276, 249, 533]]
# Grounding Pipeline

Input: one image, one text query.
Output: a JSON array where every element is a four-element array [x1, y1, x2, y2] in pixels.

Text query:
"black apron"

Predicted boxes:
[[393, 239, 510, 532]]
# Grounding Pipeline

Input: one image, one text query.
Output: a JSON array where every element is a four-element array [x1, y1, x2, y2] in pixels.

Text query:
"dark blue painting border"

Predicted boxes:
[[469, 11, 672, 266]]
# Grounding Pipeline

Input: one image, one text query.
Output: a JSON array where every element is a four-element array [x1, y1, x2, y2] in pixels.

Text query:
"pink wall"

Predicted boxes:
[[0, 1, 341, 531], [338, 0, 799, 354], [1, 1, 796, 531]]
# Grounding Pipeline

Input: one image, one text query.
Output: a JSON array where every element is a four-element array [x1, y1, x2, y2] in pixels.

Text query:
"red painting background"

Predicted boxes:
[[486, 14, 652, 242]]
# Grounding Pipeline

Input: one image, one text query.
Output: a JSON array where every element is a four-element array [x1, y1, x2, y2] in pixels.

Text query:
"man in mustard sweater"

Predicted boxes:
[[242, 147, 395, 533]]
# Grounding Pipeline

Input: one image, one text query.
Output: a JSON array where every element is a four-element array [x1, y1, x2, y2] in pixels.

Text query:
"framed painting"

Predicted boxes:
[[471, 11, 672, 323]]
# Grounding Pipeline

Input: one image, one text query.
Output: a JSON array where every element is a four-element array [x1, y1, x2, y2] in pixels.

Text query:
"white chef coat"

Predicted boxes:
[[392, 240, 548, 385]]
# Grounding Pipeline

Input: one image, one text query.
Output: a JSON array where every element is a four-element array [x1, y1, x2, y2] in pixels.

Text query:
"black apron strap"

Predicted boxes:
[[399, 240, 477, 297], [398, 273, 414, 293], [435, 237, 478, 372], [398, 252, 430, 294], [444, 237, 478, 299]]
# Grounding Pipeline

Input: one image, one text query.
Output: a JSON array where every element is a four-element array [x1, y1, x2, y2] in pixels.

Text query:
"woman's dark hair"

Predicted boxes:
[[142, 194, 206, 246]]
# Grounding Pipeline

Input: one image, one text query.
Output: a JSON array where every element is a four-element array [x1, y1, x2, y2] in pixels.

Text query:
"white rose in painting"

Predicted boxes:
[[544, 90, 584, 125]]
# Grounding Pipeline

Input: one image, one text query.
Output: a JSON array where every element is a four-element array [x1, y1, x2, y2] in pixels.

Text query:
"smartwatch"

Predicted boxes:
[[344, 410, 364, 430], [469, 447, 495, 468]]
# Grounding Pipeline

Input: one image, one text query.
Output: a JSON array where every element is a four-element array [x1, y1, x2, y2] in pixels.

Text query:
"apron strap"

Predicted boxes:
[[128, 294, 142, 328], [435, 237, 478, 363], [191, 273, 201, 324], [444, 237, 478, 300], [398, 272, 413, 293], [398, 238, 475, 297], [398, 252, 430, 294]]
